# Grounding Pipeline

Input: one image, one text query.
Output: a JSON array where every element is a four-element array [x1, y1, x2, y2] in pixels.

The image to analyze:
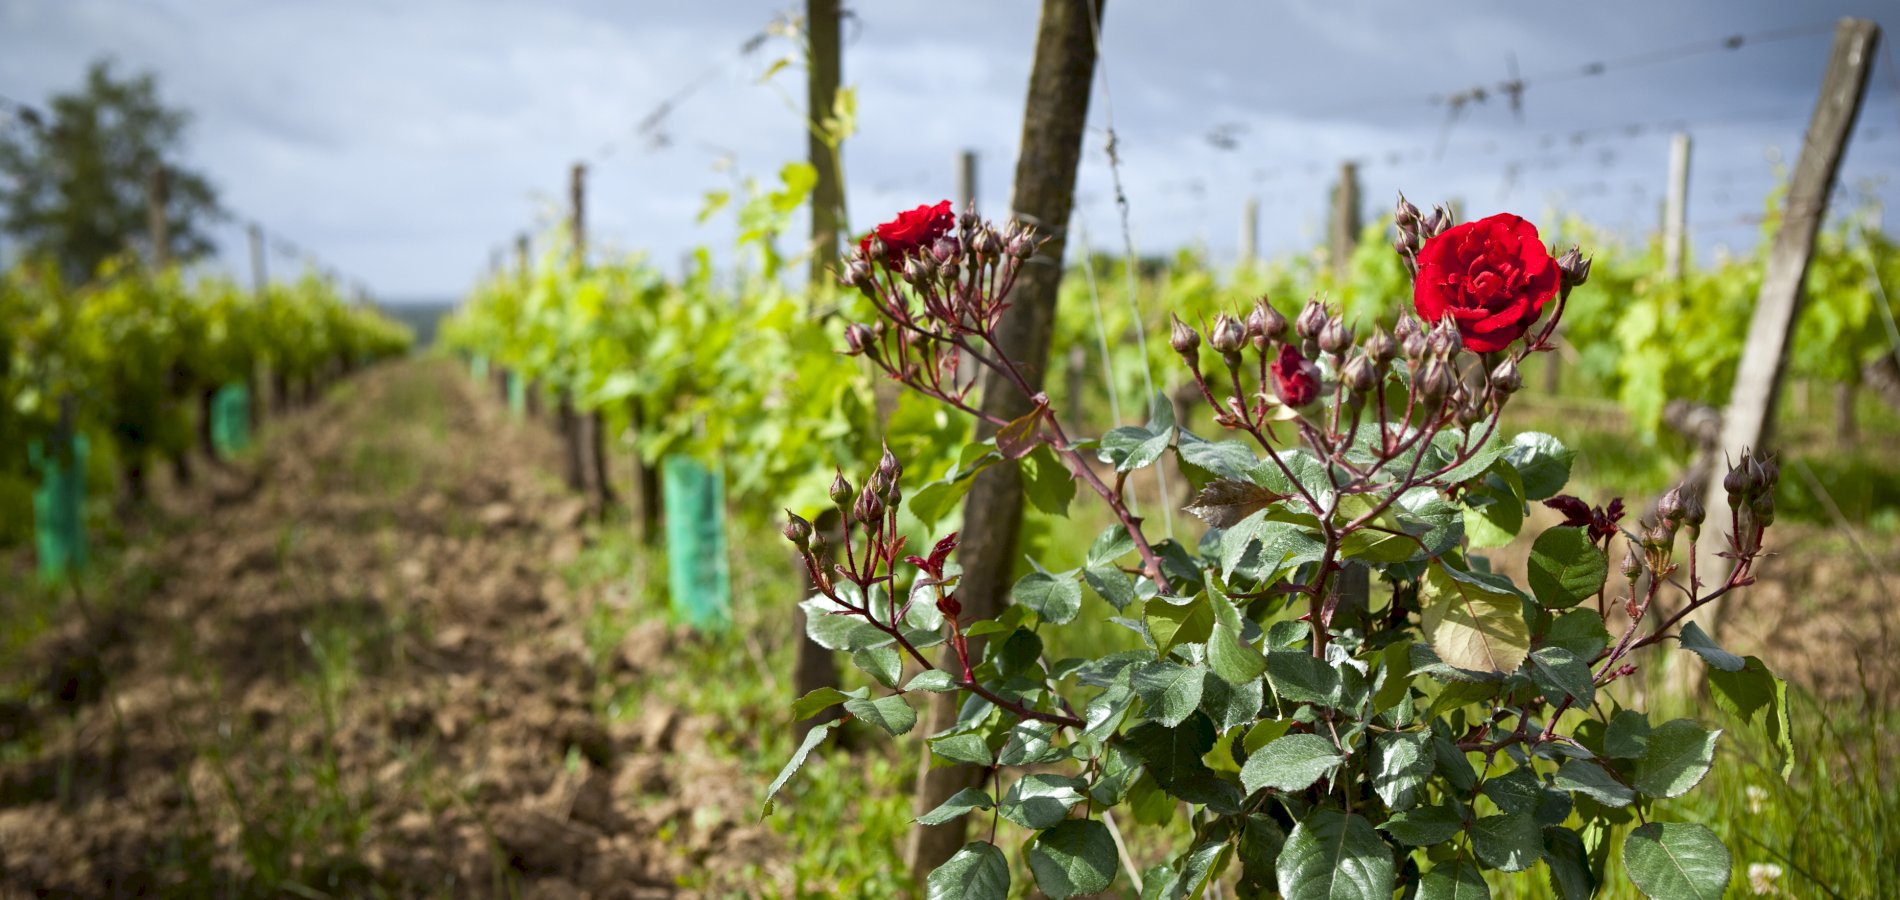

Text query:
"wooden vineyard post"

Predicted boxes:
[[792, 0, 848, 741], [1240, 195, 1259, 271], [1662, 132, 1692, 282], [571, 162, 619, 512], [1693, 18, 1880, 632], [248, 223, 270, 426], [556, 165, 587, 495], [1330, 160, 1360, 285], [147, 164, 171, 269], [956, 148, 978, 213], [906, 0, 1103, 877]]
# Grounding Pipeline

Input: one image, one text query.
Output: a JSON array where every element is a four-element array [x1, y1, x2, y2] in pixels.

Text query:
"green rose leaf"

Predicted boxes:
[[1528, 526, 1607, 610], [761, 719, 838, 816], [1471, 811, 1542, 872], [999, 773, 1087, 830], [1528, 646, 1595, 707], [852, 646, 902, 689], [1708, 655, 1793, 779], [1371, 730, 1435, 811], [1134, 660, 1207, 728], [1419, 560, 1532, 675], [791, 685, 864, 721], [929, 731, 995, 767], [997, 721, 1061, 766], [1087, 523, 1138, 565], [1632, 719, 1719, 799], [1013, 570, 1082, 625], [1382, 803, 1465, 847], [1276, 809, 1394, 900], [844, 693, 916, 736], [1266, 648, 1341, 707], [1083, 564, 1138, 611], [1503, 431, 1576, 500], [904, 670, 957, 693], [1623, 822, 1731, 900], [1208, 622, 1269, 684], [1125, 715, 1218, 792], [1146, 594, 1215, 657], [1677, 621, 1746, 672], [1240, 732, 1343, 794], [1552, 759, 1634, 808], [917, 787, 995, 825], [1418, 858, 1490, 900], [1543, 826, 1597, 900], [1604, 708, 1651, 759], [1027, 819, 1118, 899], [927, 841, 1010, 900]]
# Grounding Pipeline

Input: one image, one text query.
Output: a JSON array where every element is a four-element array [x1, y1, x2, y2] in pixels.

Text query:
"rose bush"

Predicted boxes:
[[1409, 211, 1561, 353], [768, 198, 1790, 900], [858, 199, 957, 262]]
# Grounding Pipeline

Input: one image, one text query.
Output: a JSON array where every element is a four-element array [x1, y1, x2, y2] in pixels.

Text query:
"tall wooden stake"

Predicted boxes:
[[1662, 132, 1692, 281], [1694, 18, 1880, 630], [1330, 160, 1360, 284], [957, 148, 978, 213], [793, 0, 848, 743], [146, 164, 170, 269], [1240, 195, 1259, 270], [907, 0, 1104, 878]]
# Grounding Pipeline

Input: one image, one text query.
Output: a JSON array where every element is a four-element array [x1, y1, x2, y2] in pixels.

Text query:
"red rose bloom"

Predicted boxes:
[[860, 200, 955, 262], [1271, 345, 1321, 407], [1413, 213, 1559, 353]]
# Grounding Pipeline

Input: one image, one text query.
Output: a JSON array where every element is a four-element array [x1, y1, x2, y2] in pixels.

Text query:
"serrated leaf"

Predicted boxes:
[[1708, 655, 1792, 779], [1201, 670, 1263, 732], [1013, 570, 1082, 625], [1543, 826, 1596, 900], [1604, 708, 1652, 759], [1543, 611, 1611, 660], [1266, 648, 1341, 708], [1677, 621, 1745, 672], [905, 670, 957, 692], [761, 720, 837, 816], [1471, 811, 1541, 872], [1420, 561, 1532, 675], [1083, 563, 1137, 612], [998, 720, 1060, 766], [1372, 731, 1434, 811], [1528, 527, 1607, 610], [1623, 822, 1731, 900], [853, 646, 902, 689], [1125, 715, 1217, 792], [1146, 594, 1214, 657], [1133, 660, 1206, 727], [1208, 622, 1268, 684], [1418, 859, 1490, 900], [791, 685, 865, 721], [1632, 720, 1719, 799], [929, 732, 993, 766], [1027, 819, 1117, 898], [927, 841, 1010, 900], [845, 693, 916, 736], [1528, 646, 1594, 707], [1382, 803, 1464, 846], [1087, 524, 1138, 565], [1222, 512, 1326, 580], [1276, 809, 1394, 900], [999, 774, 1087, 830], [996, 404, 1050, 460], [1241, 732, 1343, 794], [1186, 478, 1285, 528], [1504, 432, 1575, 500], [917, 787, 994, 825], [1022, 445, 1077, 516], [1552, 759, 1634, 808]]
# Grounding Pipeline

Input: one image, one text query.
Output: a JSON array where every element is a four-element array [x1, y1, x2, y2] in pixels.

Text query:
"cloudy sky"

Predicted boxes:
[[4, 0, 1898, 300]]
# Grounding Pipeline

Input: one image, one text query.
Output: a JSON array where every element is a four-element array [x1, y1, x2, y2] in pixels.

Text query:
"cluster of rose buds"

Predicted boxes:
[[839, 201, 1040, 406], [1721, 449, 1779, 558], [1391, 193, 1455, 277]]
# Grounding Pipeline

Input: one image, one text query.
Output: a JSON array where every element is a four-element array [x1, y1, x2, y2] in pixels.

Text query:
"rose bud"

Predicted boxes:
[[1750, 491, 1776, 526], [974, 227, 1003, 258], [1318, 316, 1352, 355], [1426, 319, 1464, 358], [854, 482, 886, 524], [1621, 548, 1643, 582], [843, 323, 874, 356], [1342, 351, 1378, 394], [1393, 314, 1422, 342], [1295, 298, 1328, 341], [1642, 522, 1673, 552], [1680, 489, 1706, 531], [932, 237, 959, 264], [903, 255, 933, 285], [1395, 193, 1421, 229], [1249, 297, 1289, 341], [1364, 327, 1397, 365], [1209, 313, 1246, 354], [1271, 344, 1322, 407], [1657, 485, 1686, 531], [878, 444, 902, 480], [1417, 359, 1453, 404], [1723, 456, 1753, 500], [1005, 232, 1036, 259], [866, 235, 889, 263], [1169, 316, 1200, 356], [959, 208, 980, 233], [1488, 357, 1522, 395], [829, 471, 855, 507], [1456, 396, 1487, 426], [782, 511, 813, 549], [1557, 246, 1592, 289], [1755, 455, 1780, 491]]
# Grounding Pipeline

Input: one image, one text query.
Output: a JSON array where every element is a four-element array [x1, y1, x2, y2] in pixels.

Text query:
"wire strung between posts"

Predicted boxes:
[[1083, 0, 1174, 541], [1073, 221, 1124, 432]]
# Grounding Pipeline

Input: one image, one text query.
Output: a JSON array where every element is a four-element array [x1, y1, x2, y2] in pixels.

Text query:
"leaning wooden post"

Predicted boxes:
[[792, 0, 848, 742], [1330, 160, 1361, 286], [1693, 18, 1880, 631], [906, 0, 1103, 878], [1662, 132, 1692, 282], [1240, 195, 1259, 271]]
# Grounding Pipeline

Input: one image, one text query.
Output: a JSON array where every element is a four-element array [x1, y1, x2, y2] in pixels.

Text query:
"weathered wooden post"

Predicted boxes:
[[146, 164, 170, 269], [1240, 195, 1259, 270], [1693, 18, 1880, 632], [793, 0, 848, 741], [1330, 160, 1361, 285], [907, 0, 1103, 877], [570, 162, 619, 511], [1662, 132, 1692, 282], [556, 165, 589, 495]]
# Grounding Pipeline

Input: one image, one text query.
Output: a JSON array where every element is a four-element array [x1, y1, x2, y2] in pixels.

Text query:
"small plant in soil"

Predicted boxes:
[[766, 197, 1791, 899]]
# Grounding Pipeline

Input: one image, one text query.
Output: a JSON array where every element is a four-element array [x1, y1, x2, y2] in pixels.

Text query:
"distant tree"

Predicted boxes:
[[0, 59, 219, 281]]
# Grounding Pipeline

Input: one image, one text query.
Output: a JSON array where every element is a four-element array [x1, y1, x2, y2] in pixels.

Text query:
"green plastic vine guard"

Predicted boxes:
[[28, 433, 89, 583], [211, 382, 252, 458], [506, 370, 526, 418], [662, 457, 731, 631]]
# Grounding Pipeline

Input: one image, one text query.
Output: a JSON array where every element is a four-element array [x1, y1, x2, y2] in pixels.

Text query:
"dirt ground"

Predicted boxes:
[[0, 360, 775, 898]]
